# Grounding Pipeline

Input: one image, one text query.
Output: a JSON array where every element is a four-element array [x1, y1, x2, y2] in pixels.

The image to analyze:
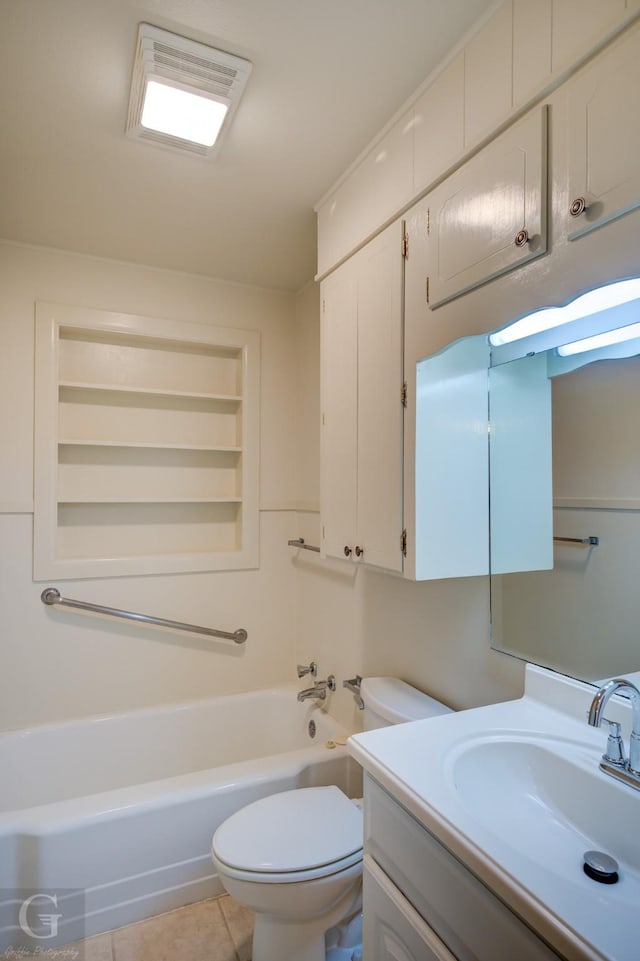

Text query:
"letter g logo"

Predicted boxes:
[[18, 892, 63, 939]]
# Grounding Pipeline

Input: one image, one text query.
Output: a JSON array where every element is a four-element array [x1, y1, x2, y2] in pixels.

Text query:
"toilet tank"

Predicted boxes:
[[360, 677, 452, 731]]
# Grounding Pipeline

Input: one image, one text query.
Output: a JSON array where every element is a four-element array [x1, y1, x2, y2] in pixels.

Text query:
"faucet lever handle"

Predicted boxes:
[[602, 717, 626, 766], [297, 661, 317, 678]]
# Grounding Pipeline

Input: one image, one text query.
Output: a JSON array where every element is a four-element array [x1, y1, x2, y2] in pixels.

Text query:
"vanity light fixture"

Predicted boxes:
[[557, 319, 640, 356], [489, 278, 640, 346], [126, 24, 252, 158]]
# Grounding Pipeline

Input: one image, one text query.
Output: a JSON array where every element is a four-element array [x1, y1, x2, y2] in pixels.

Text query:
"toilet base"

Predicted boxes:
[[250, 874, 362, 961]]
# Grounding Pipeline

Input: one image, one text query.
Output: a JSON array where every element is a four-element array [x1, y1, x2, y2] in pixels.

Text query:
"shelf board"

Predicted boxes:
[[58, 439, 242, 453], [57, 497, 243, 505], [58, 381, 243, 403]]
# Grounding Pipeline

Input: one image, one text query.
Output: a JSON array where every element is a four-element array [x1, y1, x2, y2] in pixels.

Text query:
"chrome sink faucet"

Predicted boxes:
[[297, 675, 336, 702], [588, 677, 640, 789]]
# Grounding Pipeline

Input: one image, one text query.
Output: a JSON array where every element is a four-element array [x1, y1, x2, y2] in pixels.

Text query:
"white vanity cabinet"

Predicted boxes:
[[566, 21, 640, 242], [363, 776, 563, 961], [426, 106, 548, 309], [320, 220, 405, 573], [363, 856, 455, 961]]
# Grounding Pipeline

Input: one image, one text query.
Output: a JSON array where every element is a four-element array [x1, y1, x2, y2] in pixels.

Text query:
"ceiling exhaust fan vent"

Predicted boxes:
[[126, 23, 252, 159]]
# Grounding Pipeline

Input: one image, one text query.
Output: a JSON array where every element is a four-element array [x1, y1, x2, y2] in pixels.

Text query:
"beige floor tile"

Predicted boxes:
[[112, 898, 236, 961], [219, 896, 254, 961], [68, 931, 114, 961]]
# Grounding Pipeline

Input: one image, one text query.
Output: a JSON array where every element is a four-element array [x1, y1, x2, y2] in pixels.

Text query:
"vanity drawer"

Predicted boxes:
[[365, 776, 562, 961], [363, 854, 456, 961]]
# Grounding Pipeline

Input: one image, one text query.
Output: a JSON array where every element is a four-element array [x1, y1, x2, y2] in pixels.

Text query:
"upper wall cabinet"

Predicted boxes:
[[566, 23, 640, 242], [321, 221, 405, 573], [413, 55, 464, 196], [34, 303, 260, 579], [426, 107, 548, 310], [552, 0, 626, 70], [316, 110, 413, 278], [464, 1, 513, 146]]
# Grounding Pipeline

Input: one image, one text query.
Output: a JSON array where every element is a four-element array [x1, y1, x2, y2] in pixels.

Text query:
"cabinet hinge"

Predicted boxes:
[[402, 232, 409, 258], [426, 276, 430, 304], [322, 299, 325, 313], [426, 208, 430, 236], [401, 382, 408, 408], [401, 528, 407, 557]]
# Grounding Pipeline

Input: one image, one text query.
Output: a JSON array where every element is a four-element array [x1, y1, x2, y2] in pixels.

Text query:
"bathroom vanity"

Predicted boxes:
[[349, 666, 639, 961]]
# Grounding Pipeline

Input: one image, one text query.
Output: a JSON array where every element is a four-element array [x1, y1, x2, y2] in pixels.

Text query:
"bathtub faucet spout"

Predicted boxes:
[[297, 675, 336, 701]]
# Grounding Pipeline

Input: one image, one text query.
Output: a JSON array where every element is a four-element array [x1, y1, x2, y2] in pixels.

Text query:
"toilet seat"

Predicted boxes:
[[212, 786, 363, 884]]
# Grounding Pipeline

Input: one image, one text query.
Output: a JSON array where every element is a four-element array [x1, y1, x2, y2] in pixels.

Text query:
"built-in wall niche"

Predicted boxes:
[[34, 303, 260, 579]]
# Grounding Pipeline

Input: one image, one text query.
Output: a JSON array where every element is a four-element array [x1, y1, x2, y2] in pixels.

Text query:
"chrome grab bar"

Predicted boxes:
[[553, 535, 599, 546], [287, 538, 320, 553], [41, 588, 248, 644]]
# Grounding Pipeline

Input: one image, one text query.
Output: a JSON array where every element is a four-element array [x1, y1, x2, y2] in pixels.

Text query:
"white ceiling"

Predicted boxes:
[[0, 0, 495, 291]]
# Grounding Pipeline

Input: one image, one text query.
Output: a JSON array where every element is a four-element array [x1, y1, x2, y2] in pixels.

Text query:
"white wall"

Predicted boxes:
[[0, 241, 302, 732]]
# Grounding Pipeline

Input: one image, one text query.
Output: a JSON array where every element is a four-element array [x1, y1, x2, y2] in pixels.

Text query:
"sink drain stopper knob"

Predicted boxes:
[[583, 850, 619, 884]]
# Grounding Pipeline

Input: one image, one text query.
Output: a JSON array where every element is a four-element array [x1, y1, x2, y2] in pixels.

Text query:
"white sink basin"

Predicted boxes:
[[446, 734, 640, 893], [348, 665, 640, 961]]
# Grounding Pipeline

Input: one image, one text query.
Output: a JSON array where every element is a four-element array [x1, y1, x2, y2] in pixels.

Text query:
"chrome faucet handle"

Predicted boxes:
[[297, 661, 317, 678], [588, 679, 640, 787], [343, 676, 364, 710], [601, 717, 626, 766]]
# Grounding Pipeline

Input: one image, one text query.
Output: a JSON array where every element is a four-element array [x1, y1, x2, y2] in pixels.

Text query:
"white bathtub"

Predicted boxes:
[[0, 686, 360, 949]]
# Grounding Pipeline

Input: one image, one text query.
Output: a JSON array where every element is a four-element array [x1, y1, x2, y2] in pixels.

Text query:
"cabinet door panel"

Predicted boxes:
[[513, 0, 552, 106], [567, 25, 640, 241], [320, 264, 358, 560], [552, 0, 626, 71], [464, 2, 513, 146], [428, 107, 547, 309], [414, 55, 464, 194], [363, 857, 456, 961], [356, 223, 404, 573]]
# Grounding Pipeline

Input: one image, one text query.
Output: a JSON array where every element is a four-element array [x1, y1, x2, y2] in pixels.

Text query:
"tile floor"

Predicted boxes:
[[17, 896, 255, 961]]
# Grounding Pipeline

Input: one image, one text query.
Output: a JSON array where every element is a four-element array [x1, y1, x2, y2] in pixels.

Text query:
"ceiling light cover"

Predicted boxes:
[[127, 24, 252, 158]]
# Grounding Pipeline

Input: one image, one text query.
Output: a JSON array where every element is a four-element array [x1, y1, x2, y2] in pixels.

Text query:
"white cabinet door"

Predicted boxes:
[[567, 24, 640, 241], [356, 223, 404, 572], [464, 1, 513, 146], [320, 261, 358, 562], [415, 336, 489, 580], [320, 221, 404, 573], [363, 856, 456, 961], [427, 106, 548, 309], [552, 0, 626, 71]]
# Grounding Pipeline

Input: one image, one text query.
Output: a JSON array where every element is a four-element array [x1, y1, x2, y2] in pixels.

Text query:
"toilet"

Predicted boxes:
[[211, 677, 452, 961]]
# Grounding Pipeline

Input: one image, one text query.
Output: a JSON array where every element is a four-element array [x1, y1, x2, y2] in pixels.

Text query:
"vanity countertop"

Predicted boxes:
[[348, 665, 639, 961]]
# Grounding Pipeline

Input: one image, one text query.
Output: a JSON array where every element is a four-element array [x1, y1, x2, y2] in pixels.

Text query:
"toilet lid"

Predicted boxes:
[[212, 786, 363, 874]]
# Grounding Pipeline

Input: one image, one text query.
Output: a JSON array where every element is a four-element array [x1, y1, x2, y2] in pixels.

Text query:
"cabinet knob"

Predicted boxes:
[[514, 229, 529, 248], [355, 545, 364, 557], [344, 545, 352, 557], [570, 197, 587, 217]]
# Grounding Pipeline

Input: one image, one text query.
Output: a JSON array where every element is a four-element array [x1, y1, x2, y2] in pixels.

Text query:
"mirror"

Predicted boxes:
[[489, 331, 640, 681]]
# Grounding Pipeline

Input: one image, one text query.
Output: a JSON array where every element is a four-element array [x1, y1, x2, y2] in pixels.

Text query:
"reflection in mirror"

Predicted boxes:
[[489, 333, 640, 681]]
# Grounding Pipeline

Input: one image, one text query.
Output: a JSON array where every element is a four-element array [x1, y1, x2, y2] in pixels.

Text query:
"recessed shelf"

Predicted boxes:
[[35, 303, 260, 579], [56, 497, 244, 505], [58, 381, 243, 403], [58, 439, 243, 453]]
